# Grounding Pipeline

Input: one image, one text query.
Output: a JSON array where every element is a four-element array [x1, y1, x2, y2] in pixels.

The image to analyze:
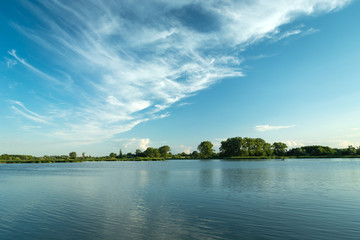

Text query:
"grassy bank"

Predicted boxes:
[[225, 155, 360, 160], [0, 156, 166, 164], [2, 155, 360, 164]]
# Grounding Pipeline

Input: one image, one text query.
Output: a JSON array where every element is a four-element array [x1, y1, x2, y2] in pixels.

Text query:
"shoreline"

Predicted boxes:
[[1, 155, 360, 164]]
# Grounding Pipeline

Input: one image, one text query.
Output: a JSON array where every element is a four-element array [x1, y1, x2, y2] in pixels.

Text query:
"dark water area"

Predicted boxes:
[[1, 159, 360, 239]]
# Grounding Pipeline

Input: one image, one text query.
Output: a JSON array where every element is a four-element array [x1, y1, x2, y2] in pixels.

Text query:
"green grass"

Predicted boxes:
[[1, 155, 360, 164], [0, 156, 166, 164]]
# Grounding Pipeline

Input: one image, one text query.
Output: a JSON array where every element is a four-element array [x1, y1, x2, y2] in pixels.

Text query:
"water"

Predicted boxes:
[[1, 159, 360, 239]]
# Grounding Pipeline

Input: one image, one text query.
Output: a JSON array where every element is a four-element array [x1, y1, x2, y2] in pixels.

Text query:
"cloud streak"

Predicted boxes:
[[8, 49, 63, 85], [255, 125, 295, 132], [6, 0, 351, 144], [9, 100, 49, 124]]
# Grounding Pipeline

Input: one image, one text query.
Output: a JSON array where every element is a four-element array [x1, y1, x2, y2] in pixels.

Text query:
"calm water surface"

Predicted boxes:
[[1, 159, 360, 239]]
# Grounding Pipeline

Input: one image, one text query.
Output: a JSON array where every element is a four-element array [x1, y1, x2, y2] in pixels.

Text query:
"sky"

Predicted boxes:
[[1, 0, 360, 156]]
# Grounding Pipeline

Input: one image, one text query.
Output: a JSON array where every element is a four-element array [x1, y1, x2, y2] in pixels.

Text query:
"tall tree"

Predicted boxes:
[[220, 137, 274, 157], [357, 147, 360, 155], [191, 151, 200, 158], [263, 142, 274, 156], [347, 145, 356, 155], [197, 141, 214, 158], [220, 137, 243, 157], [253, 138, 266, 156], [135, 149, 142, 157], [273, 142, 288, 156], [143, 147, 160, 158], [69, 152, 77, 159], [158, 145, 171, 158]]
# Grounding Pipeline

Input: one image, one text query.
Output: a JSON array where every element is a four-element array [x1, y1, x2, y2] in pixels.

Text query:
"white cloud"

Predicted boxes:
[[6, 0, 351, 144], [176, 145, 192, 154], [285, 141, 305, 148], [271, 26, 320, 42], [8, 49, 63, 85], [5, 58, 17, 68], [113, 138, 151, 152], [336, 140, 354, 148], [255, 124, 295, 132], [213, 138, 227, 149], [215, 138, 227, 142], [318, 139, 360, 148], [301, 27, 320, 36], [177, 102, 192, 107], [9, 100, 50, 124], [274, 29, 303, 41], [284, 138, 360, 149], [21, 125, 42, 131], [247, 54, 276, 61]]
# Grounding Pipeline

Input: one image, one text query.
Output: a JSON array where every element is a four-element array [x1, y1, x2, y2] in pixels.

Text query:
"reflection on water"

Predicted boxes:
[[1, 159, 360, 239], [199, 169, 215, 188]]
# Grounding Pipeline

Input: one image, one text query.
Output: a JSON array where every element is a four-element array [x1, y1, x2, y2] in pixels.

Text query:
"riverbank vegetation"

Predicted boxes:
[[1, 137, 360, 163]]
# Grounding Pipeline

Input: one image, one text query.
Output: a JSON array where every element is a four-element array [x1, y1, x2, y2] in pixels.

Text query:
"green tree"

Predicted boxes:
[[287, 147, 305, 156], [197, 141, 214, 158], [109, 152, 117, 158], [69, 152, 77, 159], [273, 142, 288, 156], [143, 147, 160, 158], [220, 137, 274, 157], [135, 149, 142, 157], [220, 137, 244, 157], [253, 138, 267, 156], [158, 145, 171, 158], [119, 149, 123, 158], [347, 145, 356, 155], [301, 145, 335, 156], [263, 142, 274, 156], [357, 147, 360, 155], [191, 150, 200, 158], [181, 152, 188, 157]]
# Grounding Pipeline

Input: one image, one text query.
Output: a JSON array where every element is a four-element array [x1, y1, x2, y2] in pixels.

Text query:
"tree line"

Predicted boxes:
[[73, 137, 360, 159], [107, 145, 171, 159], [197, 137, 360, 158], [2, 137, 360, 163]]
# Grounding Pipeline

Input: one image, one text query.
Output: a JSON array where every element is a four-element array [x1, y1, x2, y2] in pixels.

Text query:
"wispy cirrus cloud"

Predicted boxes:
[[8, 49, 63, 85], [255, 124, 295, 132], [9, 100, 49, 124], [5, 58, 17, 68], [271, 26, 320, 42], [6, 0, 351, 144]]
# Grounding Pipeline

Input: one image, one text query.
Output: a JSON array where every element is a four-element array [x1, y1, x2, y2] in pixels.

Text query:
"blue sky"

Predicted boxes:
[[1, 0, 359, 156]]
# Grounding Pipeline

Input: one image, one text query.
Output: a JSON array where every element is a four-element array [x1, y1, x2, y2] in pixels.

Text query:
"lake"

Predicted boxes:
[[1, 159, 360, 239]]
